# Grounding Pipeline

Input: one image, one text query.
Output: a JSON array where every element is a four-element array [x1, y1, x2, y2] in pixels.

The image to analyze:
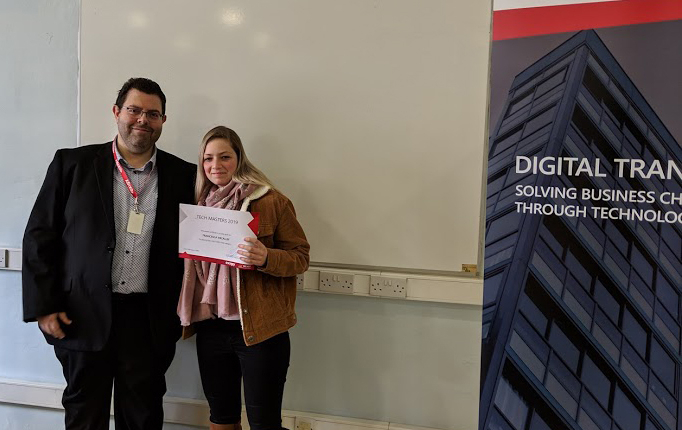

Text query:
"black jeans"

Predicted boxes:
[[54, 293, 174, 430], [196, 319, 290, 430]]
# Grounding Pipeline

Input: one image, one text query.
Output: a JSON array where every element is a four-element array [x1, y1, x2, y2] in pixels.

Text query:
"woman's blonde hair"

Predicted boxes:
[[195, 126, 275, 202]]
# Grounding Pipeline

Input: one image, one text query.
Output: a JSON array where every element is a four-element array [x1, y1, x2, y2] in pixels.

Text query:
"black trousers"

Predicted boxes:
[[196, 319, 290, 430], [54, 293, 176, 430]]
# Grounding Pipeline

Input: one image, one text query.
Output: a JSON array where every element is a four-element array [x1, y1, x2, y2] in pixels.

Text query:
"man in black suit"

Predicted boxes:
[[22, 77, 196, 430]]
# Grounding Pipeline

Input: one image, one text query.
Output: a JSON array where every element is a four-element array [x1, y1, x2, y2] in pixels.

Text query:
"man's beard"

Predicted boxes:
[[121, 126, 159, 154]]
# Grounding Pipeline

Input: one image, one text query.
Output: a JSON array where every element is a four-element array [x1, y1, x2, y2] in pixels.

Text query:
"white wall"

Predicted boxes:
[[0, 0, 79, 386], [0, 1, 484, 429], [285, 295, 481, 429], [0, 1, 82, 428], [0, 1, 78, 246]]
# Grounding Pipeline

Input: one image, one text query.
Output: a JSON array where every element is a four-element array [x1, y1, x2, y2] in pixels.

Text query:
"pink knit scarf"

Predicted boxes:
[[177, 181, 258, 326]]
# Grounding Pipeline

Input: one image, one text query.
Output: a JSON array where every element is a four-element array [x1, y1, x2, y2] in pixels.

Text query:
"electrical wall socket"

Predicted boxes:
[[319, 271, 354, 294], [295, 417, 315, 430], [0, 249, 6, 268], [296, 274, 304, 290], [369, 275, 407, 298]]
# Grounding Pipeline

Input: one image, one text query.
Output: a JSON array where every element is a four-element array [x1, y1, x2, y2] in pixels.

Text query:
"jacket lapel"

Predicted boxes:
[[153, 149, 173, 236], [148, 149, 175, 291], [93, 142, 116, 240]]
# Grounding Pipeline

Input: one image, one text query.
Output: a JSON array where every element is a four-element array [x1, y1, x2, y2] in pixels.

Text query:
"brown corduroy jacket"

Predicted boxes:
[[236, 187, 309, 345], [181, 186, 309, 344]]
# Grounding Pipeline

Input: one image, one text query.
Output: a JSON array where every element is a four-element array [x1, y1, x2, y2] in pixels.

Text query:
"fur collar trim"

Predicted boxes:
[[239, 186, 270, 211]]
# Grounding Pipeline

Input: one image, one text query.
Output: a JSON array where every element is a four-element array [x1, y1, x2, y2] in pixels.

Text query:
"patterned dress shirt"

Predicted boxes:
[[111, 143, 158, 294]]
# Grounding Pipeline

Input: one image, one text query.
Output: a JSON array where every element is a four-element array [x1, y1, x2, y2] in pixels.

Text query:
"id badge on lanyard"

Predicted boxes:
[[112, 140, 151, 235]]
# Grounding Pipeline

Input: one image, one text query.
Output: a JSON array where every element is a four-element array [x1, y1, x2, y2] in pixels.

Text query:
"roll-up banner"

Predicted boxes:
[[481, 1, 682, 430]]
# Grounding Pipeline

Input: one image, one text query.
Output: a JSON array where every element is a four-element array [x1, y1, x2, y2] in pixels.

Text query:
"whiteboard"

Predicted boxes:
[[81, 0, 491, 273]]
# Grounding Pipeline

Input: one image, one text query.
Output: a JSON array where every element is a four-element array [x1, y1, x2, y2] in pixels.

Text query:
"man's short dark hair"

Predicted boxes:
[[115, 77, 167, 114]]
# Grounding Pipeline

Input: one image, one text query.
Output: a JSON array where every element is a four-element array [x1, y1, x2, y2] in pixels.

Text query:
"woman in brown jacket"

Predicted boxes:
[[178, 126, 310, 430]]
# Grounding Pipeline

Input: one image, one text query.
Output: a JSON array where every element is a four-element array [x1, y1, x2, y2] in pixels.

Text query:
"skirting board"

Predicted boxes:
[[0, 378, 455, 430]]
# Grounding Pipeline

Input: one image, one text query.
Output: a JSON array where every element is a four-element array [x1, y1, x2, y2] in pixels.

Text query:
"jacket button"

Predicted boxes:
[[104, 283, 111, 289], [107, 247, 114, 252], [247, 336, 254, 342], [243, 309, 248, 314]]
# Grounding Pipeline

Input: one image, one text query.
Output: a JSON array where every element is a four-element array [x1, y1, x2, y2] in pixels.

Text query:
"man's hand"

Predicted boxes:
[[37, 312, 72, 339]]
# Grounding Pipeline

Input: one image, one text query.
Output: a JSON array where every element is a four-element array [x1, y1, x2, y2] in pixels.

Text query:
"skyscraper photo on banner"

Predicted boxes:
[[480, 1, 682, 429]]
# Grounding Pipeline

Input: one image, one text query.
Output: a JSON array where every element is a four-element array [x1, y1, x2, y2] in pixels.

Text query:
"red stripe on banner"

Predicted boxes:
[[493, 0, 682, 40]]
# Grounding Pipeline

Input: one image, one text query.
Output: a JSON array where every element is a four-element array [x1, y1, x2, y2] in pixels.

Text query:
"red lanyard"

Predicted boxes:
[[112, 139, 153, 213]]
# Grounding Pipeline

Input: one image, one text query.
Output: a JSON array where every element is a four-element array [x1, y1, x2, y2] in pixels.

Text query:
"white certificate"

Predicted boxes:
[[178, 204, 260, 270]]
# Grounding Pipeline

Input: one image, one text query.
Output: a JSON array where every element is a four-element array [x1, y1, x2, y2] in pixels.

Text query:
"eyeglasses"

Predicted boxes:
[[122, 106, 163, 121]]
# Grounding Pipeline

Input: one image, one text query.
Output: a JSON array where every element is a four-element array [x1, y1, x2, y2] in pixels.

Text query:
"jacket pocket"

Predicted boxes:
[[257, 223, 275, 248], [63, 278, 73, 293]]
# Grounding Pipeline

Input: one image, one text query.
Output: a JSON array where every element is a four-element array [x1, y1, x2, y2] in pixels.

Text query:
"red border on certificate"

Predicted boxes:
[[179, 252, 256, 270]]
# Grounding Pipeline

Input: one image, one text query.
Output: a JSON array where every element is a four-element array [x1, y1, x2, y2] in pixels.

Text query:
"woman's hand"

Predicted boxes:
[[238, 237, 268, 267]]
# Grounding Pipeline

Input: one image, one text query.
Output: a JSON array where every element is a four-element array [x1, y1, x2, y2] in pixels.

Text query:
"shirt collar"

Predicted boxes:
[[114, 137, 157, 171]]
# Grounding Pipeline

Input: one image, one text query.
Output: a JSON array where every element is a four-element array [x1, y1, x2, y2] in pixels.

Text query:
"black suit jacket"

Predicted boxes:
[[22, 142, 196, 352]]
